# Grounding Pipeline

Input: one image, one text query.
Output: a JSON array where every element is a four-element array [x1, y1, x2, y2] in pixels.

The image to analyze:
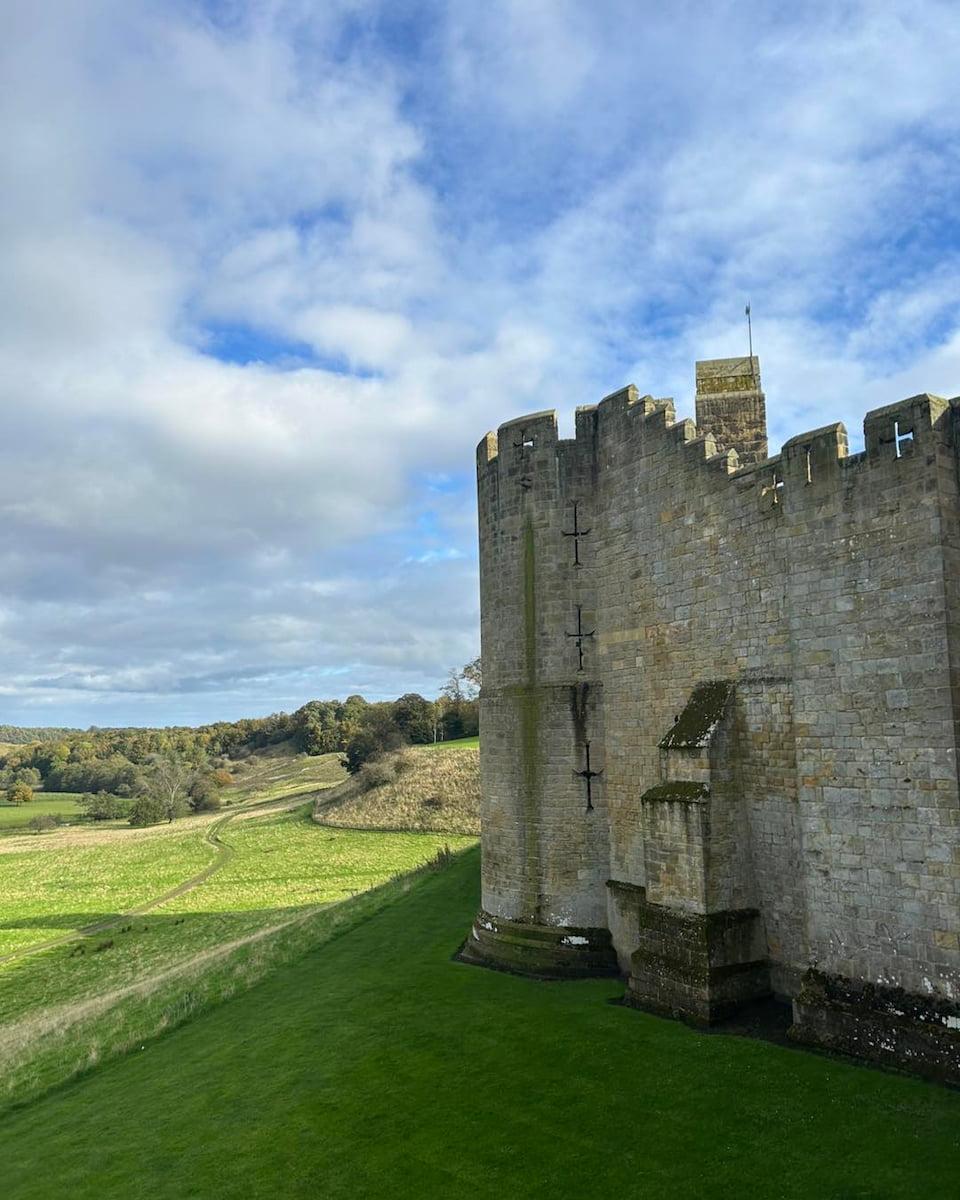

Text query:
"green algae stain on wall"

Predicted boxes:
[[519, 516, 541, 919], [523, 516, 537, 684]]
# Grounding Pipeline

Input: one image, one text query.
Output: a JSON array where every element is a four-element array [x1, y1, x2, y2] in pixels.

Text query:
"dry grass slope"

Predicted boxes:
[[313, 745, 479, 835], [222, 746, 346, 803]]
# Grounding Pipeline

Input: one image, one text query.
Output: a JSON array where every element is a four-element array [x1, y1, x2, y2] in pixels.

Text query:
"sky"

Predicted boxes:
[[2, 0, 959, 729]]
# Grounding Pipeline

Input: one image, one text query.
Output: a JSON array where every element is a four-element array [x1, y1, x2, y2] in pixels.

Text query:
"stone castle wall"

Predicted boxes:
[[464, 358, 960, 1080]]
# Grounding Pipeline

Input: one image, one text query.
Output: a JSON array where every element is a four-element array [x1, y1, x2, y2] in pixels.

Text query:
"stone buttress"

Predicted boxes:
[[624, 680, 771, 1023]]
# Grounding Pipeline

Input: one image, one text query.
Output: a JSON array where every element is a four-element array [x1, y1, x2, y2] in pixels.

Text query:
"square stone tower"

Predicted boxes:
[[695, 356, 766, 465]]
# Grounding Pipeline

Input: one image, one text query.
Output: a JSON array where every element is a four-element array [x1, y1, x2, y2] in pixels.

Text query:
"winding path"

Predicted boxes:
[[0, 788, 326, 965]]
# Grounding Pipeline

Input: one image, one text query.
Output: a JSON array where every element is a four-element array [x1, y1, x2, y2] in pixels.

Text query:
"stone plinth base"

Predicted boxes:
[[625, 901, 770, 1024], [459, 909, 619, 978], [790, 969, 960, 1085]]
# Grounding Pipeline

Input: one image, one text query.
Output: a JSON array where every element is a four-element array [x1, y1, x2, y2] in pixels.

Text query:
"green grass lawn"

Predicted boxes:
[[163, 811, 474, 913], [0, 808, 474, 1016], [0, 794, 84, 829], [0, 802, 475, 1109], [1, 845, 958, 1200]]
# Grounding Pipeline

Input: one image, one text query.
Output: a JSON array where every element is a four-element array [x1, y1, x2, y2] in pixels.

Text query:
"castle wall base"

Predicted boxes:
[[789, 970, 960, 1085], [624, 900, 770, 1025], [460, 909, 619, 978]]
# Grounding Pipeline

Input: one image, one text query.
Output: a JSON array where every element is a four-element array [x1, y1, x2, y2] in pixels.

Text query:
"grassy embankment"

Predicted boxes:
[[218, 744, 352, 804], [314, 738, 480, 834], [2, 843, 960, 1199], [0, 747, 476, 1113]]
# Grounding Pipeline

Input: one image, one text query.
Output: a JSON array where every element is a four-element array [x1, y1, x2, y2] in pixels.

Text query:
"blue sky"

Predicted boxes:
[[1, 0, 959, 727]]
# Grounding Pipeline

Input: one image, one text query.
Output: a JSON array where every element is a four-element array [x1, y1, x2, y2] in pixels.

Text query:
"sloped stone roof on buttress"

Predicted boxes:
[[658, 680, 733, 750]]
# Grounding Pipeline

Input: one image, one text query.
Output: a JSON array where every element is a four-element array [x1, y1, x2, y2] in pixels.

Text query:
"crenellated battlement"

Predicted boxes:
[[478, 370, 956, 524]]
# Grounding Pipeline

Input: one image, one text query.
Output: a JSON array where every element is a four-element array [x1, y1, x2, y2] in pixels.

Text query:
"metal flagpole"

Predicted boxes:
[[746, 303, 756, 385]]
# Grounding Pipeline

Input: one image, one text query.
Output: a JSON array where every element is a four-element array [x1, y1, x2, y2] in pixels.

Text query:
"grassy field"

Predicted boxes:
[[0, 783, 474, 1113], [420, 734, 479, 750], [0, 821, 217, 957], [1, 845, 959, 1199], [315, 743, 479, 834], [0, 793, 84, 829]]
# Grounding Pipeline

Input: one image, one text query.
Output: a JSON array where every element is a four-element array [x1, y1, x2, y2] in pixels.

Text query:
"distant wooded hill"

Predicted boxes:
[[0, 660, 479, 798], [0, 725, 80, 744]]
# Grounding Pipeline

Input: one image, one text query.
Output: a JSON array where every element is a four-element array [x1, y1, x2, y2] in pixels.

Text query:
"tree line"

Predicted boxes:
[[0, 724, 79, 745], [0, 659, 480, 821]]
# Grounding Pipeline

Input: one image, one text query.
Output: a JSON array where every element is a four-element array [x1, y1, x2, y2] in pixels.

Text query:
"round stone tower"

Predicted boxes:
[[460, 407, 617, 977]]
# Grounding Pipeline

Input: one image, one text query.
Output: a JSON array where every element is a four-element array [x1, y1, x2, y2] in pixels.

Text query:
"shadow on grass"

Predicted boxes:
[[0, 841, 462, 974], [2, 903, 331, 936], [1, 854, 471, 1126], [2, 914, 133, 930]]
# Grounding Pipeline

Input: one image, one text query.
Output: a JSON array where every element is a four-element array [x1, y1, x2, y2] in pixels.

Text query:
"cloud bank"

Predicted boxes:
[[1, 0, 958, 725]]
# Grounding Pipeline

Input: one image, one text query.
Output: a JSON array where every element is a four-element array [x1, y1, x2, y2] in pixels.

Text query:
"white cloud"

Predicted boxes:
[[0, 0, 957, 724], [291, 306, 413, 369]]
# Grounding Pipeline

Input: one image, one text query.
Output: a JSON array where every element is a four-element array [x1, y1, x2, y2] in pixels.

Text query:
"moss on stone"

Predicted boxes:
[[659, 680, 732, 749], [640, 781, 709, 803], [460, 909, 620, 978], [519, 517, 540, 919]]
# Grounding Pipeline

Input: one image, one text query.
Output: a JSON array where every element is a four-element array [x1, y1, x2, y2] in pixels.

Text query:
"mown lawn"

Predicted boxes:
[[1, 845, 958, 1200], [0, 805, 475, 1107]]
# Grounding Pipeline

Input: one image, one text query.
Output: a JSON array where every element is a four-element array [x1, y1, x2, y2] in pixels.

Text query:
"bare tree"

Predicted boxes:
[[461, 656, 481, 698], [442, 658, 481, 702], [145, 751, 198, 822]]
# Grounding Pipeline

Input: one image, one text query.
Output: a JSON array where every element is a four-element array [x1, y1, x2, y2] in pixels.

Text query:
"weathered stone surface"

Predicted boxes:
[[625, 901, 770, 1024], [459, 909, 618, 978], [790, 969, 960, 1084], [470, 356, 960, 1080], [695, 356, 767, 465]]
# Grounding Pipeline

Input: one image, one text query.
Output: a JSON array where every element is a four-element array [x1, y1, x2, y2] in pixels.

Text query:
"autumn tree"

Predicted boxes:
[[188, 768, 232, 813], [461, 656, 481, 697], [438, 658, 481, 740], [5, 780, 33, 806]]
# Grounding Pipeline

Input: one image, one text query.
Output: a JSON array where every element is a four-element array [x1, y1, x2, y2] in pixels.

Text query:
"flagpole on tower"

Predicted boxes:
[[745, 302, 756, 385]]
